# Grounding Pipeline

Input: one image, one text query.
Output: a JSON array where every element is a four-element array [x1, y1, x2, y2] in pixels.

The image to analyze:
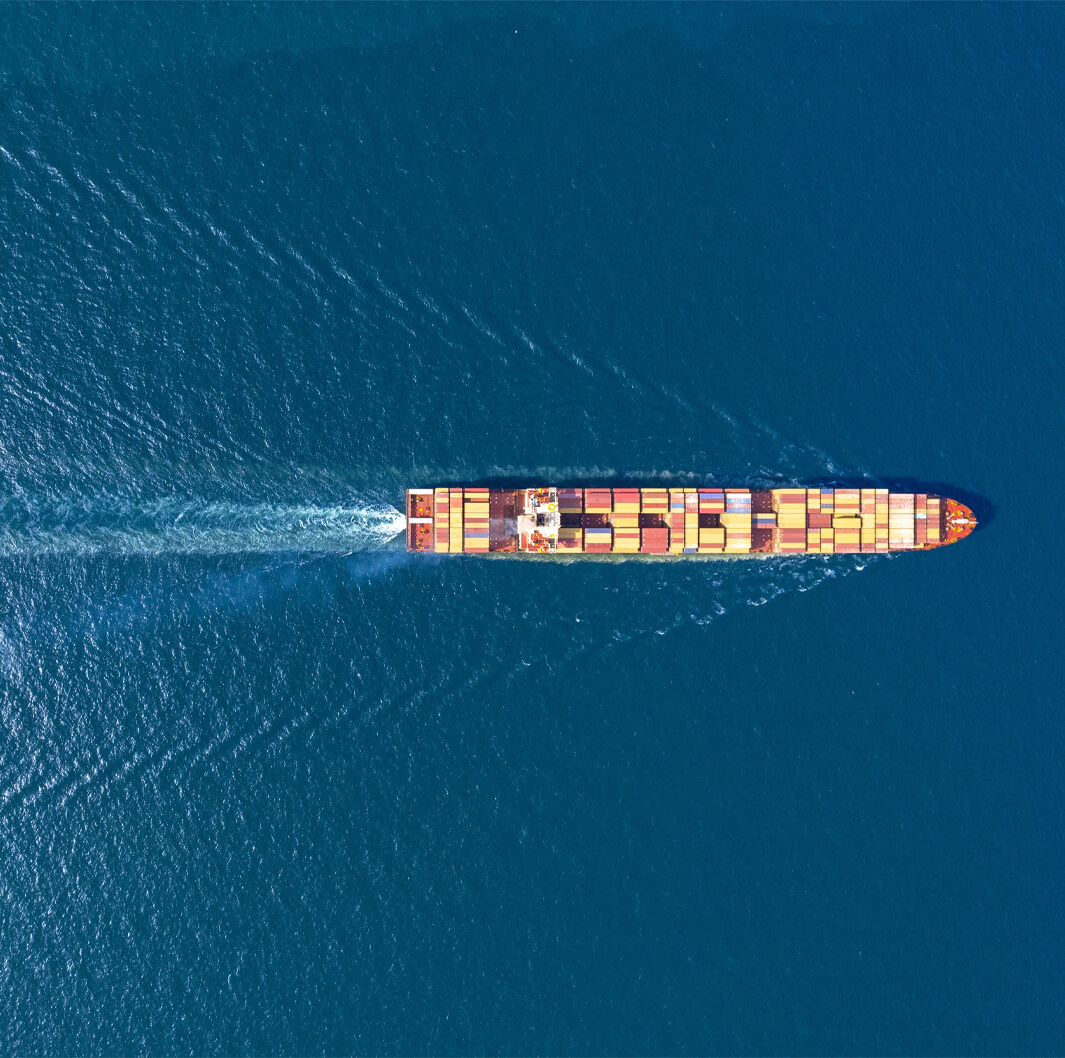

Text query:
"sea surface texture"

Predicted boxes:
[[1, 3, 1063, 1054]]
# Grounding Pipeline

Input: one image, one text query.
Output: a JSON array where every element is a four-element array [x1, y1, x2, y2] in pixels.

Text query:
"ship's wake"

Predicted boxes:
[[0, 496, 407, 557]]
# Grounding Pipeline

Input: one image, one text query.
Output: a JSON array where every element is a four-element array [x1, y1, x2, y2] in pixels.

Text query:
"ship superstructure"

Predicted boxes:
[[405, 486, 976, 555]]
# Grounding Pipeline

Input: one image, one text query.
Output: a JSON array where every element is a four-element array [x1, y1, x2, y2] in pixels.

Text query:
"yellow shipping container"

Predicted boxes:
[[720, 512, 752, 529]]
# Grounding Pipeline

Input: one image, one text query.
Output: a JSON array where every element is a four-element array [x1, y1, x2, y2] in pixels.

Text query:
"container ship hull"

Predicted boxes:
[[405, 487, 976, 555]]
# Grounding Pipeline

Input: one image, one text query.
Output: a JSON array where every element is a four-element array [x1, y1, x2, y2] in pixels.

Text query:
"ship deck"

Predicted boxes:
[[406, 486, 976, 556], [489, 490, 518, 552]]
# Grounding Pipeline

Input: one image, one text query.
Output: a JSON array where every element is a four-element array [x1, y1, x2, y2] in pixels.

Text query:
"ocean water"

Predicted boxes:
[[1, 3, 1063, 1053]]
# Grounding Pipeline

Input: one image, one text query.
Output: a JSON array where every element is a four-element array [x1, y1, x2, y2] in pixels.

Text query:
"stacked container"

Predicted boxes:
[[640, 488, 669, 515], [448, 488, 464, 552], [832, 515, 861, 553], [684, 490, 699, 553], [860, 489, 877, 552], [828, 490, 859, 552], [434, 487, 450, 552], [803, 490, 820, 551], [698, 489, 732, 551], [774, 489, 807, 552], [698, 489, 726, 516], [585, 489, 612, 514], [875, 488, 890, 551], [558, 488, 584, 515], [888, 493, 916, 549], [585, 526, 612, 553], [926, 496, 942, 544], [808, 490, 832, 532], [818, 490, 834, 552], [915, 493, 928, 547], [722, 490, 752, 552], [668, 490, 687, 553], [612, 519, 641, 551], [558, 527, 584, 551], [463, 488, 490, 552], [640, 527, 669, 553], [612, 512, 639, 553], [698, 526, 725, 552]]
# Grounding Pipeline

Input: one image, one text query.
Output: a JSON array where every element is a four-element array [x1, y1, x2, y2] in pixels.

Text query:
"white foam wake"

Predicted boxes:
[[0, 496, 407, 556]]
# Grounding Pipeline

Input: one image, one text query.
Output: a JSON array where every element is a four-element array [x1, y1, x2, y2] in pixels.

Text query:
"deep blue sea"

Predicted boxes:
[[1, 3, 1063, 1054]]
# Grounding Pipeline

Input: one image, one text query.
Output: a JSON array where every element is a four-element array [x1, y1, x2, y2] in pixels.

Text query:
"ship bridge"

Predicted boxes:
[[516, 488, 560, 553]]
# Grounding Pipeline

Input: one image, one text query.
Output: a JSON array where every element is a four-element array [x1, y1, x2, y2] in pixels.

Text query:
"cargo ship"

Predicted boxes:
[[405, 486, 976, 555]]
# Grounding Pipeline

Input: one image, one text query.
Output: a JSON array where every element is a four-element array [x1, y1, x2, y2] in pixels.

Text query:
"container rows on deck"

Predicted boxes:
[[409, 486, 951, 555], [430, 487, 492, 553]]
